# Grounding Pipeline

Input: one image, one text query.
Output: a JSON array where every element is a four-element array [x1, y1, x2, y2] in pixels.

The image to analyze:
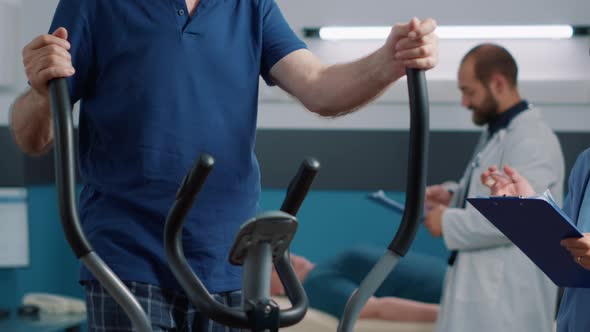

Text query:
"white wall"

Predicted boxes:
[[0, 0, 59, 123], [276, 0, 590, 26], [0, 0, 589, 131], [0, 2, 18, 88]]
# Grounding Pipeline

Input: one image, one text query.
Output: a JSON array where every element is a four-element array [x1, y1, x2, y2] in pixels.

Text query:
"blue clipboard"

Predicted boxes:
[[467, 194, 590, 288]]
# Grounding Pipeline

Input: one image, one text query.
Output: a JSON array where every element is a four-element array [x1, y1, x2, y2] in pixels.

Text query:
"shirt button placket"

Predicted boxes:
[[175, 6, 188, 33]]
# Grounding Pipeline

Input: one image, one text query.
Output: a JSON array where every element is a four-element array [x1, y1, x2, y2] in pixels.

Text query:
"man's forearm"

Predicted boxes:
[[305, 46, 404, 117], [9, 88, 54, 155]]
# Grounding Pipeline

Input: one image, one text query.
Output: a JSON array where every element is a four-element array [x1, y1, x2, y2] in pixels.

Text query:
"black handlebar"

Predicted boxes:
[[163, 155, 253, 327], [164, 156, 319, 329], [275, 157, 320, 325], [280, 157, 320, 215], [387, 68, 430, 256], [49, 78, 153, 332], [49, 78, 93, 258]]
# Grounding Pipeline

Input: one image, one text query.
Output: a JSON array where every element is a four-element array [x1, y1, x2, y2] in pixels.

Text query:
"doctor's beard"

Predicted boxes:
[[470, 89, 499, 126]]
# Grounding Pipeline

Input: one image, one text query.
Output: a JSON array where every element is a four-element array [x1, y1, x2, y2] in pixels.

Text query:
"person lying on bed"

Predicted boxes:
[[271, 245, 445, 322]]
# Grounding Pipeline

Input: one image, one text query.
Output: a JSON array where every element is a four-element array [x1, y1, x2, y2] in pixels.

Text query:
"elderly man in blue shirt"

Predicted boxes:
[[9, 1, 438, 331]]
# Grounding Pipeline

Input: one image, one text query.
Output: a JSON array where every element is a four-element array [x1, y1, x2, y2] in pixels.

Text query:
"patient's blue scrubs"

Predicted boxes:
[[557, 148, 590, 332]]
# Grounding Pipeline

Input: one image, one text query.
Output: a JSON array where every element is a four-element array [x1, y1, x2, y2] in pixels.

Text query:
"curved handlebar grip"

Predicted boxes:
[[175, 154, 215, 201], [50, 78, 153, 332], [49, 78, 93, 258], [166, 155, 320, 328], [280, 158, 320, 215], [164, 155, 250, 327], [275, 158, 319, 325], [388, 68, 430, 256], [274, 252, 308, 325]]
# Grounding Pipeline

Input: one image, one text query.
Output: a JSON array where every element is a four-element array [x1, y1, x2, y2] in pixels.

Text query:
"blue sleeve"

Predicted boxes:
[[564, 149, 590, 223], [260, 0, 307, 86], [49, 0, 95, 104]]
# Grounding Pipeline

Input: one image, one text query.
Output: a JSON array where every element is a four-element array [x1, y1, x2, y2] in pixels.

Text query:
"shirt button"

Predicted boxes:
[[177, 9, 185, 16]]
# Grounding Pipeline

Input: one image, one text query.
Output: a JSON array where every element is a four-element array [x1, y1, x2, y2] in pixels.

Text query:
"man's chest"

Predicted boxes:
[[185, 0, 200, 15]]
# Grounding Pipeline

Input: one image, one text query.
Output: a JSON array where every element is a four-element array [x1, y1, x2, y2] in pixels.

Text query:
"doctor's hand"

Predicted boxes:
[[425, 185, 452, 210], [480, 165, 536, 197], [561, 234, 590, 271], [424, 204, 445, 237]]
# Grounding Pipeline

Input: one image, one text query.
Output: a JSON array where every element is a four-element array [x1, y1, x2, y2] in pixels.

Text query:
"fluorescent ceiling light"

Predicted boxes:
[[315, 25, 577, 40]]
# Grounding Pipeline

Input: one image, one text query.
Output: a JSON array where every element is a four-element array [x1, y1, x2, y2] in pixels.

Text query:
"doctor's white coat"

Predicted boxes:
[[435, 108, 564, 332]]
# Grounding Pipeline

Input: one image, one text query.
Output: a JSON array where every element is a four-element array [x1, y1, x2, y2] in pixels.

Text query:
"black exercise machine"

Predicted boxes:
[[49, 66, 428, 332], [162, 68, 429, 332]]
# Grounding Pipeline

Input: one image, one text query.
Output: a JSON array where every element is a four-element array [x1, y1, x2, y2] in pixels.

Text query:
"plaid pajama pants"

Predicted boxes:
[[83, 281, 246, 332]]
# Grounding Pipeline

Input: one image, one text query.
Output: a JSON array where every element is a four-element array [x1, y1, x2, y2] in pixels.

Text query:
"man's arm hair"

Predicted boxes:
[[268, 48, 400, 117], [9, 88, 54, 156]]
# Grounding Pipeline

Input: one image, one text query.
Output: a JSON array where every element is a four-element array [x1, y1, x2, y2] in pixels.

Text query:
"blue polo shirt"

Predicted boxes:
[[49, 0, 306, 293]]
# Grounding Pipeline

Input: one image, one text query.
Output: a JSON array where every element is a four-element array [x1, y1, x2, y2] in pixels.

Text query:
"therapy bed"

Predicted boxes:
[[274, 297, 435, 332]]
